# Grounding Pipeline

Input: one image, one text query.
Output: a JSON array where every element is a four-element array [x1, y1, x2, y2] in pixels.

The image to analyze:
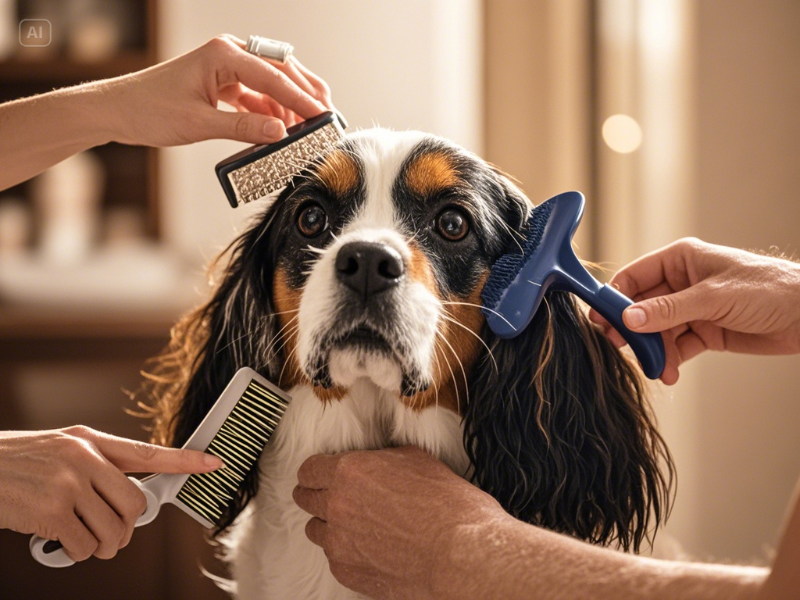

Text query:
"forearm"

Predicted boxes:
[[440, 515, 767, 600], [0, 82, 114, 191]]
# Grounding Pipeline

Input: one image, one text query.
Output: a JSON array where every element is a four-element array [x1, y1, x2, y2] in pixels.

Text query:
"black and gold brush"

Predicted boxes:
[[30, 367, 291, 568]]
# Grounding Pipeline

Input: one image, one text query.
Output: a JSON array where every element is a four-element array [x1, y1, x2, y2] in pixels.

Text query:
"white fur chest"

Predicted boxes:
[[223, 380, 468, 600]]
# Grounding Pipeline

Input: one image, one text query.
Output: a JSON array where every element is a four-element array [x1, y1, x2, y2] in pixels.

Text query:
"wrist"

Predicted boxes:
[[66, 82, 117, 148], [432, 508, 518, 599]]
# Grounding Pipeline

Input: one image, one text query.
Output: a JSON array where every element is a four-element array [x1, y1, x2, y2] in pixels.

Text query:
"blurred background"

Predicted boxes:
[[0, 0, 798, 597]]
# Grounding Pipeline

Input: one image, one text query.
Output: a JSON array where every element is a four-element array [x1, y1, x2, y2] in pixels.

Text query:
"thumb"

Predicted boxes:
[[92, 433, 224, 474], [623, 286, 709, 332], [205, 109, 286, 144]]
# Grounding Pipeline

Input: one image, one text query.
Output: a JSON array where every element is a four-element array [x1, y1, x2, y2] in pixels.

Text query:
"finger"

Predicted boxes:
[[91, 434, 223, 474], [234, 91, 297, 127], [656, 329, 681, 385], [634, 281, 678, 303], [221, 44, 326, 119], [204, 108, 287, 143], [290, 57, 334, 108], [293, 485, 331, 520], [609, 249, 676, 299], [58, 514, 99, 563], [217, 34, 325, 106], [272, 59, 321, 102], [675, 330, 711, 364], [297, 453, 342, 490], [622, 285, 710, 334], [305, 517, 328, 548], [76, 491, 127, 559], [91, 468, 146, 548]]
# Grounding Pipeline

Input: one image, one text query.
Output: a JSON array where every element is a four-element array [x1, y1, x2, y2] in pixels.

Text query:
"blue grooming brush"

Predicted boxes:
[[481, 191, 665, 380]]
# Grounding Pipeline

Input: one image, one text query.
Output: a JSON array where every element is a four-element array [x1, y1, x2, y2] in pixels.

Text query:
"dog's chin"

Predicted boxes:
[[327, 345, 404, 393], [308, 326, 432, 396]]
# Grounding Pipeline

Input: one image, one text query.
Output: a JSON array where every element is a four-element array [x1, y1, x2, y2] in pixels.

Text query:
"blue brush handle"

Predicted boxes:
[[554, 253, 665, 379], [594, 284, 665, 380]]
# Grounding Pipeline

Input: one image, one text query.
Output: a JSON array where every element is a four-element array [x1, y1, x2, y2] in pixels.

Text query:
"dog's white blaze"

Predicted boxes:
[[224, 383, 467, 599]]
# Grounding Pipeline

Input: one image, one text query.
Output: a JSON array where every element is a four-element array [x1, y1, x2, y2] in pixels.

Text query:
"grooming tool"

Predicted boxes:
[[245, 35, 294, 63], [30, 367, 291, 568], [481, 191, 666, 380], [215, 111, 347, 208]]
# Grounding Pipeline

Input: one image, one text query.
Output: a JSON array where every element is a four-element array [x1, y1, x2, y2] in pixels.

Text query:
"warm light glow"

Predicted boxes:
[[602, 114, 643, 153]]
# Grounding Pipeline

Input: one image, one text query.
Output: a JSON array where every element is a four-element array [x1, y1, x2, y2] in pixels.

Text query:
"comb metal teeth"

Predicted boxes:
[[175, 380, 290, 526], [228, 123, 344, 205]]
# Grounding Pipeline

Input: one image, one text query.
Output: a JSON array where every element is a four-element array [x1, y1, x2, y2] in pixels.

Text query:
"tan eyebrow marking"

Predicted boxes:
[[314, 149, 360, 196], [404, 151, 460, 197]]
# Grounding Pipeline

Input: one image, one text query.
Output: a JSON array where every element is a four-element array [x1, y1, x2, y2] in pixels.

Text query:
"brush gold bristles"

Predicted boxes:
[[176, 378, 290, 525]]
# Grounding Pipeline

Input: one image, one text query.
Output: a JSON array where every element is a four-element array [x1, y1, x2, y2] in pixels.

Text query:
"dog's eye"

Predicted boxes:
[[296, 203, 328, 238], [435, 207, 469, 241]]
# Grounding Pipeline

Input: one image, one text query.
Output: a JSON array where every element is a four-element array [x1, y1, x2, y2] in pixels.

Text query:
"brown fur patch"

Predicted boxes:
[[402, 248, 487, 414], [273, 267, 346, 401], [314, 149, 359, 197], [404, 151, 459, 197]]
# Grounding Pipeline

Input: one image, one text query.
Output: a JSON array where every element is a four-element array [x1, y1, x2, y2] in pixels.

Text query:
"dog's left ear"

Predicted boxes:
[[465, 172, 674, 553], [139, 205, 284, 533]]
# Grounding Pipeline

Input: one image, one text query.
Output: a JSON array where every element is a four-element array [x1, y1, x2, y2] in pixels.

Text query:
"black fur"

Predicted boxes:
[[148, 135, 673, 549]]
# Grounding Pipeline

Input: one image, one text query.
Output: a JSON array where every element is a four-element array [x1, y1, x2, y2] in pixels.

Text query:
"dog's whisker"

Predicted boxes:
[[434, 330, 462, 413], [435, 329, 469, 410], [441, 300, 517, 331], [268, 308, 300, 318], [262, 316, 300, 362], [438, 310, 499, 375]]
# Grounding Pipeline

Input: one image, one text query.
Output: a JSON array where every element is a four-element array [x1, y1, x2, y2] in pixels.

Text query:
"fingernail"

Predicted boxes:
[[626, 307, 647, 328], [204, 454, 224, 470], [263, 120, 285, 139]]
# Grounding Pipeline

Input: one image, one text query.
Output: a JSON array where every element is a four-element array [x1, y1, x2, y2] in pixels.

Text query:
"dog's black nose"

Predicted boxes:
[[335, 241, 405, 298]]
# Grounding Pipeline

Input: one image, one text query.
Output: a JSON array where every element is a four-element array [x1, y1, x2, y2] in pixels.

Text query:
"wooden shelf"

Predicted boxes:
[[0, 305, 179, 341], [0, 51, 153, 82]]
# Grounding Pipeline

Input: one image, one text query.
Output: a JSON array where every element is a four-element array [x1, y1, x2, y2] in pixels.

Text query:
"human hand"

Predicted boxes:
[[293, 446, 509, 600], [590, 238, 800, 385], [0, 426, 222, 562], [98, 34, 333, 147]]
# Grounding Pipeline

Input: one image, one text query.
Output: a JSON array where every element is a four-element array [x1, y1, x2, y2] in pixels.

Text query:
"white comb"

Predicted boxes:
[[30, 367, 291, 568]]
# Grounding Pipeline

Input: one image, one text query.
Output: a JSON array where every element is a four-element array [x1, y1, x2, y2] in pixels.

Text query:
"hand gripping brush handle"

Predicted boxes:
[[481, 191, 666, 380], [30, 367, 291, 568]]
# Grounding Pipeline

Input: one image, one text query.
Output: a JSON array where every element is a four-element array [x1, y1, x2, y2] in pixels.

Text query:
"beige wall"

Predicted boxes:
[[687, 0, 800, 561]]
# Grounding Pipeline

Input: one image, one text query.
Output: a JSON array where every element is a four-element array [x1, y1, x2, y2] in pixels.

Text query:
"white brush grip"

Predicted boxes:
[[29, 477, 161, 568]]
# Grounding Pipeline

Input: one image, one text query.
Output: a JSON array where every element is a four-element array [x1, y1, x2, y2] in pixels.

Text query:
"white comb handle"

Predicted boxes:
[[29, 475, 164, 568]]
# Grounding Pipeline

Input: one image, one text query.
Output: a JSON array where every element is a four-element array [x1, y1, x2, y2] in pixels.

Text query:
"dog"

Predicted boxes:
[[143, 128, 673, 599]]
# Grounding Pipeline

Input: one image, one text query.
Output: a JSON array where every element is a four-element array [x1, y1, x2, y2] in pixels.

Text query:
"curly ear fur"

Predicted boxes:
[[464, 175, 674, 553], [140, 209, 282, 534]]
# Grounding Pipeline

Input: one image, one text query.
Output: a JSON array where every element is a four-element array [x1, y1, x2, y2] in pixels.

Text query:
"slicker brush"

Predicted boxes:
[[216, 111, 347, 208]]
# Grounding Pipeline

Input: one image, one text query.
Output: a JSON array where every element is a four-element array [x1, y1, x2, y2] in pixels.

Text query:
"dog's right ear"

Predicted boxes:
[[141, 204, 283, 532]]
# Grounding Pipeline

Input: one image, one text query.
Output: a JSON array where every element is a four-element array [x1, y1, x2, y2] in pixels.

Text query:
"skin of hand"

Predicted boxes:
[[294, 446, 768, 600], [0, 426, 223, 562], [0, 34, 333, 191], [589, 237, 800, 384]]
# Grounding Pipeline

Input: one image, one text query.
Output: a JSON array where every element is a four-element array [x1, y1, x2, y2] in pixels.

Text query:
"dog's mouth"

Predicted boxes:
[[333, 324, 394, 355]]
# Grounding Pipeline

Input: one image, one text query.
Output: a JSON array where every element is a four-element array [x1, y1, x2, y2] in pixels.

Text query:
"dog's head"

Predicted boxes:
[[145, 129, 672, 552]]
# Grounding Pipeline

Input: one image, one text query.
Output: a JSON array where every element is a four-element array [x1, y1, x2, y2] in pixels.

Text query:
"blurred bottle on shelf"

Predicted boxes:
[[31, 150, 104, 265]]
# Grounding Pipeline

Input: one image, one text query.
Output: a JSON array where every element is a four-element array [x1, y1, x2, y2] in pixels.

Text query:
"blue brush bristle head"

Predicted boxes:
[[481, 200, 555, 312]]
